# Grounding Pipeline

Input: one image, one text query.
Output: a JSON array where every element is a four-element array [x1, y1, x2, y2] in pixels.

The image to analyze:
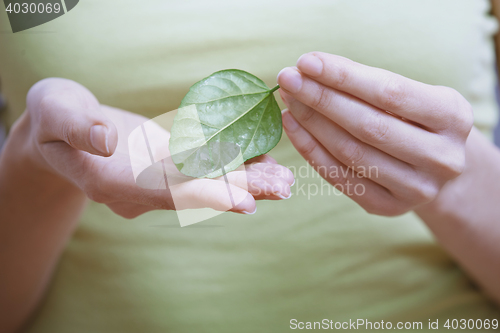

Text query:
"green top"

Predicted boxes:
[[0, 1, 499, 332]]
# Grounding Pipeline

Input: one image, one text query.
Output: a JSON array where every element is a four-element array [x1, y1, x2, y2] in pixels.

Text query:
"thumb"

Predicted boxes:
[[28, 78, 118, 157]]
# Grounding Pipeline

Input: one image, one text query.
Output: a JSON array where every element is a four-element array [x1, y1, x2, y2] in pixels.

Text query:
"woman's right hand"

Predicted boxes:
[[13, 78, 294, 218]]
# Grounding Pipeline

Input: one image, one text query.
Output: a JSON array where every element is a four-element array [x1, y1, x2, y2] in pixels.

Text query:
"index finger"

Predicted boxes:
[[295, 52, 456, 130]]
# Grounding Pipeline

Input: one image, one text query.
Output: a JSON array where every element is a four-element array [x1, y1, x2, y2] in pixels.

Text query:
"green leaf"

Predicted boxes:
[[169, 69, 282, 178]]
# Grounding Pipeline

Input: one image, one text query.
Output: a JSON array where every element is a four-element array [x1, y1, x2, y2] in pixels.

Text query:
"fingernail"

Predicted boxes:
[[90, 125, 110, 155], [297, 54, 323, 77], [275, 191, 292, 200], [242, 207, 257, 215], [277, 67, 302, 93], [282, 110, 299, 132], [291, 178, 295, 187]]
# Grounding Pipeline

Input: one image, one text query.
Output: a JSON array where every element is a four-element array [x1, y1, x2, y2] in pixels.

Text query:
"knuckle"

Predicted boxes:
[[456, 97, 474, 135], [450, 157, 466, 177], [439, 87, 474, 134], [358, 111, 390, 144], [333, 63, 349, 87], [38, 94, 58, 114], [338, 140, 366, 166], [297, 138, 318, 157], [312, 85, 332, 110], [379, 77, 408, 111], [327, 170, 347, 190], [294, 106, 316, 124], [410, 180, 440, 204], [330, 166, 351, 189], [27, 79, 58, 107], [443, 156, 466, 178], [35, 94, 64, 141], [420, 185, 440, 203], [35, 94, 60, 127], [431, 150, 465, 178]]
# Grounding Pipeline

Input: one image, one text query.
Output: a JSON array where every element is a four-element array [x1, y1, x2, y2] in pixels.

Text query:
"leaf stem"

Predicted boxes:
[[269, 85, 280, 94]]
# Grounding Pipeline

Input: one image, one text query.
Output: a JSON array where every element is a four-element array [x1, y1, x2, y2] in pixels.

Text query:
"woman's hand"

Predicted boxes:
[[277, 52, 473, 216], [0, 78, 294, 333], [18, 78, 294, 218]]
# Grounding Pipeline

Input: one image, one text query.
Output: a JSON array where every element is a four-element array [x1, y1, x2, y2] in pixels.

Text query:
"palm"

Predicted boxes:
[[42, 105, 292, 218]]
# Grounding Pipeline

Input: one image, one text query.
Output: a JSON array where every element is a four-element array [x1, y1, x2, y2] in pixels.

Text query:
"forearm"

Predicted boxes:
[[415, 127, 500, 303], [0, 114, 88, 333]]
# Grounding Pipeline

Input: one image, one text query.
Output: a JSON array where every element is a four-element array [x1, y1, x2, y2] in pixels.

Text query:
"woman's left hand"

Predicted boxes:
[[277, 52, 474, 216]]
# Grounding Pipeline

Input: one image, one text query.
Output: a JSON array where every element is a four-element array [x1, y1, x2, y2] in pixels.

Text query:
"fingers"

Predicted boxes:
[[27, 78, 118, 157], [45, 139, 291, 218], [47, 140, 257, 214], [116, 160, 293, 213], [169, 178, 257, 214], [222, 163, 294, 200], [278, 72, 446, 166], [244, 162, 294, 185], [276, 53, 472, 216], [284, 98, 441, 203], [83, 157, 250, 214], [292, 52, 473, 133], [281, 109, 406, 216], [92, 169, 256, 214], [27, 79, 294, 218]]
